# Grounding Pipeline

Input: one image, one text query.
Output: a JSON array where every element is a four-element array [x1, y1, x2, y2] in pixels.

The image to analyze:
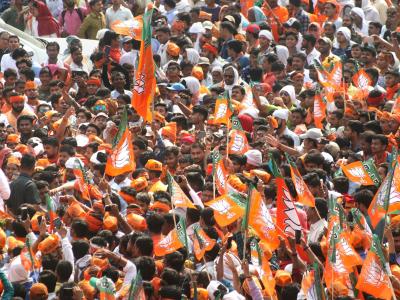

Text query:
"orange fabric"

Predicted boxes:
[[263, 5, 289, 41], [25, 81, 37, 90], [205, 194, 244, 227], [38, 234, 60, 254], [126, 213, 147, 231]]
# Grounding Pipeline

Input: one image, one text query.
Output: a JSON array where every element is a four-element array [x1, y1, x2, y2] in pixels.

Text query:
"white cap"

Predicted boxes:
[[189, 22, 205, 34], [300, 128, 323, 141], [207, 281, 227, 300], [203, 21, 213, 30], [244, 149, 263, 167], [76, 134, 89, 147], [94, 112, 108, 119], [259, 30, 274, 41], [65, 157, 84, 169], [90, 150, 106, 165], [272, 109, 289, 121]]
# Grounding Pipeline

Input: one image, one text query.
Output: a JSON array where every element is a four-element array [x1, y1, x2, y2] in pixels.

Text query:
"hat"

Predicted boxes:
[[7, 155, 20, 166], [38, 234, 60, 254], [284, 18, 301, 30], [275, 270, 292, 286], [199, 11, 212, 21], [189, 22, 205, 34], [246, 24, 260, 34], [145, 159, 163, 172], [202, 21, 213, 30], [167, 83, 186, 91], [6, 134, 20, 144], [103, 214, 118, 233], [9, 95, 25, 103], [318, 37, 333, 46], [367, 89, 385, 107], [130, 176, 148, 192], [149, 201, 171, 213], [35, 158, 50, 170], [300, 128, 323, 141], [94, 112, 108, 119], [192, 66, 204, 81], [76, 134, 90, 148], [66, 200, 86, 219], [161, 122, 177, 142], [87, 77, 102, 87], [30, 283, 48, 299], [25, 81, 37, 90], [198, 57, 210, 66], [244, 149, 263, 167], [259, 30, 274, 41], [85, 211, 103, 232], [166, 43, 180, 57], [122, 36, 133, 43], [272, 109, 290, 121], [126, 213, 147, 231]]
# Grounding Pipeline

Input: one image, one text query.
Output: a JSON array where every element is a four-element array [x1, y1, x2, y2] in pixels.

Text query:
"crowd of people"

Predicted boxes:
[[0, 0, 400, 299]]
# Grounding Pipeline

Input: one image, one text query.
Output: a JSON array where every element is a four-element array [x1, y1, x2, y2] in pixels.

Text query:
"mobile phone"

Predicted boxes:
[[53, 218, 62, 229], [37, 215, 43, 224], [295, 230, 301, 244], [21, 208, 29, 220], [104, 46, 111, 59]]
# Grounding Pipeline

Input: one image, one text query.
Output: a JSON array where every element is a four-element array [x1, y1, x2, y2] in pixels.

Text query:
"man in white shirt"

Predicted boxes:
[[0, 35, 21, 72], [105, 0, 134, 28], [306, 198, 328, 244], [273, 109, 300, 147], [301, 34, 320, 66]]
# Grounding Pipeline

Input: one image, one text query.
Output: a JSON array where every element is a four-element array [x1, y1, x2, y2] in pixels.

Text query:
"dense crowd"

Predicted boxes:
[[0, 0, 400, 299]]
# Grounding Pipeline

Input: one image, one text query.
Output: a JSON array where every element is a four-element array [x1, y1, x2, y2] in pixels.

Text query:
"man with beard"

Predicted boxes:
[[4, 92, 35, 129], [25, 81, 46, 112], [272, 108, 300, 147]]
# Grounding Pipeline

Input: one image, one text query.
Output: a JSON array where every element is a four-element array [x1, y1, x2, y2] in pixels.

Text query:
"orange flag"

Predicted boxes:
[[105, 109, 135, 177], [193, 226, 216, 261], [392, 96, 400, 114], [212, 151, 228, 195], [276, 177, 302, 237], [314, 94, 326, 129], [131, 8, 155, 122], [228, 130, 250, 155], [248, 189, 280, 251], [167, 173, 196, 209], [213, 98, 232, 125], [260, 256, 277, 298], [287, 156, 315, 207], [153, 229, 183, 257], [110, 16, 143, 40], [341, 161, 375, 186], [329, 61, 343, 88], [337, 232, 363, 270], [240, 0, 254, 17], [353, 69, 372, 89], [205, 194, 244, 227], [356, 235, 392, 300]]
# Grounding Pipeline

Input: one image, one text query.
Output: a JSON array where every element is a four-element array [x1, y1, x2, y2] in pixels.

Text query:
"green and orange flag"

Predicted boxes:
[[341, 161, 375, 186], [45, 194, 56, 232], [205, 194, 244, 227], [356, 235, 392, 300], [131, 6, 155, 122], [228, 116, 250, 155], [167, 172, 196, 209], [105, 107, 135, 177]]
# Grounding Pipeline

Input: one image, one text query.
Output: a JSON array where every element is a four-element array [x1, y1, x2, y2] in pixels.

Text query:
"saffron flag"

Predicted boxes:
[[205, 194, 244, 227], [128, 272, 145, 300], [314, 94, 326, 129], [363, 158, 382, 187], [193, 224, 216, 260], [392, 96, 400, 114], [276, 177, 302, 236], [240, 0, 254, 17], [73, 158, 90, 200], [228, 116, 250, 155], [356, 235, 392, 300], [248, 188, 280, 251], [352, 69, 373, 89], [212, 151, 228, 195], [260, 255, 277, 298], [167, 172, 196, 209], [111, 16, 143, 40], [213, 97, 232, 125], [105, 108, 135, 176], [301, 263, 325, 300], [287, 154, 315, 207], [341, 161, 375, 186], [131, 7, 155, 122], [154, 224, 184, 256], [337, 231, 363, 270]]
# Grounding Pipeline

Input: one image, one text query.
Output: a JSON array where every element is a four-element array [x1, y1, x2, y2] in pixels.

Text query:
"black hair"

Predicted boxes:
[[354, 189, 374, 208], [39, 270, 57, 293], [134, 235, 154, 256], [21, 154, 35, 170], [56, 261, 73, 282], [146, 214, 165, 234], [135, 256, 156, 281], [46, 41, 60, 52]]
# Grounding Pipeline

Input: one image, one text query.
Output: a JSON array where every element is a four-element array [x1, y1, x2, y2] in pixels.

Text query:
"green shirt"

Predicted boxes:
[[78, 12, 105, 40], [1, 6, 26, 31]]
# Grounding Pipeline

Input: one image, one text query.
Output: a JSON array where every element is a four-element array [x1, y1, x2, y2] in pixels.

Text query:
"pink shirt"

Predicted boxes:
[[58, 8, 89, 36]]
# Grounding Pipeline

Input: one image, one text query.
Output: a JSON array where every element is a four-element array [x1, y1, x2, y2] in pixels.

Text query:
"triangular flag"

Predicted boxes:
[[105, 108, 136, 176], [212, 151, 228, 195], [356, 235, 392, 300], [341, 161, 375, 186], [167, 172, 196, 209], [131, 7, 155, 122], [213, 97, 233, 125], [205, 194, 244, 227], [111, 16, 143, 41]]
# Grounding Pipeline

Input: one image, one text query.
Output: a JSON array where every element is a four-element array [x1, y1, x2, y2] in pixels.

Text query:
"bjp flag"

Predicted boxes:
[[153, 229, 183, 257], [131, 7, 155, 122], [105, 108, 135, 176], [228, 116, 250, 155], [111, 16, 143, 40], [356, 235, 392, 300], [193, 225, 216, 260], [167, 172, 196, 209], [240, 0, 254, 17], [213, 97, 232, 125], [341, 161, 375, 186], [205, 194, 244, 227], [212, 151, 228, 195], [353, 69, 373, 90], [314, 94, 326, 129]]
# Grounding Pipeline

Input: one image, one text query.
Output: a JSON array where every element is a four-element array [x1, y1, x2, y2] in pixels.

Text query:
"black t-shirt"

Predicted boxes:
[[7, 173, 41, 215]]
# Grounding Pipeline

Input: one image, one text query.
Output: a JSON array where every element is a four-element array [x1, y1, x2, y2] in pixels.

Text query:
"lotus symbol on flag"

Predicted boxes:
[[134, 73, 145, 95], [216, 104, 227, 119]]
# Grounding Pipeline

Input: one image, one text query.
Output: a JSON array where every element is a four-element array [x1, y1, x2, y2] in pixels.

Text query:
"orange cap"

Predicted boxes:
[[161, 122, 177, 143], [36, 158, 50, 170], [9, 95, 24, 103], [192, 66, 204, 81], [145, 159, 163, 172], [66, 200, 86, 219], [275, 270, 292, 286], [85, 211, 103, 232], [31, 213, 46, 232], [150, 201, 171, 213], [130, 176, 148, 192], [6, 134, 20, 144], [38, 234, 60, 254], [87, 77, 101, 87], [103, 213, 118, 232], [25, 81, 37, 90], [126, 213, 147, 231], [119, 190, 136, 204], [44, 110, 59, 120], [250, 169, 271, 183], [7, 156, 20, 167], [14, 144, 29, 155], [6, 236, 24, 251], [166, 42, 180, 57]]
